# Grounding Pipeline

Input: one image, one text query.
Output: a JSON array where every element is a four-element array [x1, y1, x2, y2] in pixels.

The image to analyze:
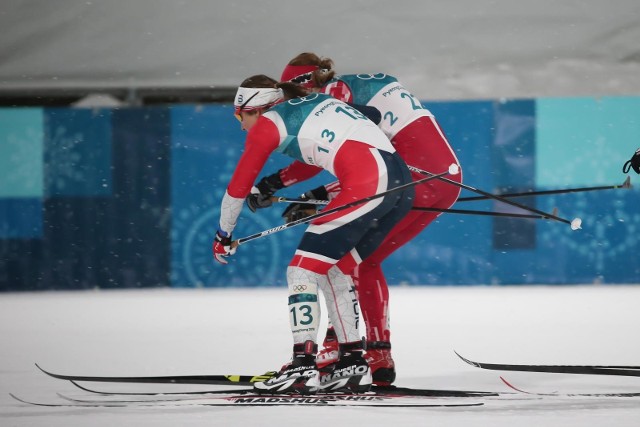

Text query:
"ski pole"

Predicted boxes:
[[458, 176, 631, 202], [233, 164, 459, 247], [407, 165, 582, 230], [412, 206, 561, 220], [272, 197, 561, 221], [271, 196, 329, 205]]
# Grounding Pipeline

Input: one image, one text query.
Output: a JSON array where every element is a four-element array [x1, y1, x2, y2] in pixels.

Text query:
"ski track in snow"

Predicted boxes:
[[1, 285, 640, 426]]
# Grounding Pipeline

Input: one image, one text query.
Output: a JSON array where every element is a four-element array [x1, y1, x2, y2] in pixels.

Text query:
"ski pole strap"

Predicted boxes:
[[234, 164, 459, 247]]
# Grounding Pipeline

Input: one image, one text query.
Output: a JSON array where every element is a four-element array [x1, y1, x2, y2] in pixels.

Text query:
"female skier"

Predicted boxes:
[[247, 53, 462, 385], [213, 74, 415, 394]]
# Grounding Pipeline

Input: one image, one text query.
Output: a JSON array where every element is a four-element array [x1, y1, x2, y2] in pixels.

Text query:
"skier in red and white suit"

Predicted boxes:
[[214, 74, 415, 394], [247, 53, 462, 386]]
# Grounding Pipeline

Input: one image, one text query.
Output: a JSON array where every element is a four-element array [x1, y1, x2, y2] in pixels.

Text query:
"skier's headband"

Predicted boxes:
[[280, 64, 321, 88], [233, 87, 283, 120]]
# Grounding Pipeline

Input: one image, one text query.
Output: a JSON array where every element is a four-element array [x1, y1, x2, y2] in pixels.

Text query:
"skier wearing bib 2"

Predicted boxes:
[[213, 75, 414, 394], [246, 53, 462, 386]]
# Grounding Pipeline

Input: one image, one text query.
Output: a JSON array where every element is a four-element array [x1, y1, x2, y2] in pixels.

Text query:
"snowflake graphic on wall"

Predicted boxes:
[[538, 192, 639, 274], [171, 192, 283, 287], [44, 125, 85, 196]]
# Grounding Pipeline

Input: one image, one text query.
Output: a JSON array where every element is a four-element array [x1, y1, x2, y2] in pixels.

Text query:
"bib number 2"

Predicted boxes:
[[384, 91, 423, 127]]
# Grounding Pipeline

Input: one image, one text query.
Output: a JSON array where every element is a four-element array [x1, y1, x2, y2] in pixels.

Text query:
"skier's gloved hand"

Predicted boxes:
[[212, 230, 236, 265], [246, 188, 273, 212], [623, 148, 640, 174], [282, 203, 318, 224], [282, 185, 328, 224], [246, 172, 286, 212], [305, 185, 329, 201]]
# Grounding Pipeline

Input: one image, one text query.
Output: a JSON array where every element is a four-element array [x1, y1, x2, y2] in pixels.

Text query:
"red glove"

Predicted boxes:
[[213, 230, 236, 265]]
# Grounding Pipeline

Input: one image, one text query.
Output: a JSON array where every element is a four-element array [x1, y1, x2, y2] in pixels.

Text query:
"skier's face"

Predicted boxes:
[[236, 111, 260, 131]]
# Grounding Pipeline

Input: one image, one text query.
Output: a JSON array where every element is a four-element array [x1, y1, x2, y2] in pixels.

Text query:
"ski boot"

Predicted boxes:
[[365, 341, 396, 386], [254, 341, 320, 394], [316, 327, 339, 369], [320, 341, 372, 393]]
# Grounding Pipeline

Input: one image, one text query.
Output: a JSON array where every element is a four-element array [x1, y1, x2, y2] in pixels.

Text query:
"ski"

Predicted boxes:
[[499, 376, 640, 398], [55, 391, 485, 405], [37, 364, 497, 398], [35, 363, 277, 386], [10, 393, 484, 408], [69, 380, 256, 396], [68, 380, 498, 398], [455, 351, 640, 377]]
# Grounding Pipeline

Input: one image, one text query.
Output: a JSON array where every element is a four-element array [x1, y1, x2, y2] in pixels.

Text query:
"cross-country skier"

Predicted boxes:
[[246, 53, 463, 386], [213, 74, 415, 394], [623, 148, 640, 174]]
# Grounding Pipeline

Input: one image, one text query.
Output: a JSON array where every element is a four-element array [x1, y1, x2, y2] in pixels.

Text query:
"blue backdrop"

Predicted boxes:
[[1, 97, 638, 290]]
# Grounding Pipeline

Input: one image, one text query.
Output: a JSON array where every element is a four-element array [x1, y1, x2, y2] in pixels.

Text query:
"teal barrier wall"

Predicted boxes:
[[1, 97, 638, 290]]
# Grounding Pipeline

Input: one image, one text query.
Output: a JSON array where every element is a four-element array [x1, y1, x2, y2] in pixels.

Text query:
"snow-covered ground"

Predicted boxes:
[[2, 285, 640, 426]]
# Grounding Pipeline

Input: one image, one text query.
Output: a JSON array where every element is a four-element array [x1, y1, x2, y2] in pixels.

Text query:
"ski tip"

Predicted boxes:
[[499, 376, 559, 396], [622, 176, 632, 189], [499, 376, 525, 393], [35, 363, 69, 380], [9, 393, 29, 405], [453, 351, 480, 368], [70, 380, 96, 394], [34, 363, 54, 377], [56, 392, 79, 403]]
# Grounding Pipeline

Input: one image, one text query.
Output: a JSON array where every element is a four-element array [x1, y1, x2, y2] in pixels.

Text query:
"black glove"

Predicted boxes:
[[246, 172, 286, 212], [281, 185, 329, 224], [623, 148, 640, 174]]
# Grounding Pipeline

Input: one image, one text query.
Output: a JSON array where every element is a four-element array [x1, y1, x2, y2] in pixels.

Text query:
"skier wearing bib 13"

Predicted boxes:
[[246, 53, 462, 386], [213, 74, 415, 394]]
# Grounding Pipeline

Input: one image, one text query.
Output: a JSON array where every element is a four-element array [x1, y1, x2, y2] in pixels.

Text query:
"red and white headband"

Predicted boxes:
[[280, 64, 321, 88], [233, 87, 283, 114]]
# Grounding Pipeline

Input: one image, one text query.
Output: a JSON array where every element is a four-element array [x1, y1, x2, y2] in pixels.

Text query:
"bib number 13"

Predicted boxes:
[[335, 105, 367, 120], [290, 304, 313, 326]]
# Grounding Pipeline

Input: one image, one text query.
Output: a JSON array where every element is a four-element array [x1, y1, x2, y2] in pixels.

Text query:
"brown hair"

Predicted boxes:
[[286, 52, 336, 87], [276, 82, 310, 100], [239, 74, 277, 88], [239, 74, 310, 101]]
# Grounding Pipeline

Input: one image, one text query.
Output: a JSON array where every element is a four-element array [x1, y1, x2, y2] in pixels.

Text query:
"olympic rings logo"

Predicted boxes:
[[292, 285, 307, 292], [288, 93, 319, 105], [355, 73, 387, 80]]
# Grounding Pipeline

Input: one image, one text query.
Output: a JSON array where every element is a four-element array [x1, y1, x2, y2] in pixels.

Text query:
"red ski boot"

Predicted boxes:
[[365, 341, 396, 386]]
